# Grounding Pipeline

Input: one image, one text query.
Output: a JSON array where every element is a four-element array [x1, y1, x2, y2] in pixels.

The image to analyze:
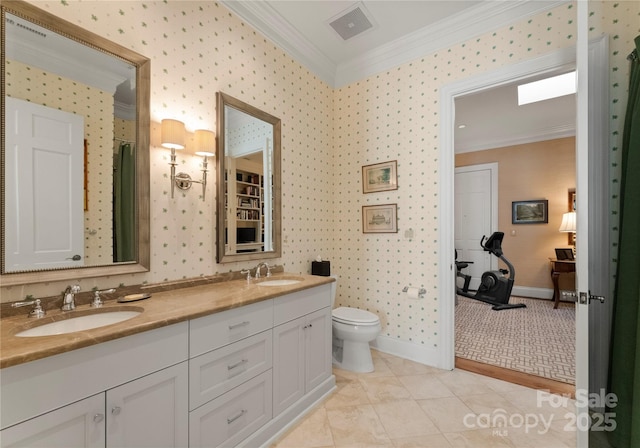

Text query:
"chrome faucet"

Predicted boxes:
[[61, 284, 81, 311], [254, 262, 272, 279], [91, 288, 116, 308], [12, 299, 46, 318]]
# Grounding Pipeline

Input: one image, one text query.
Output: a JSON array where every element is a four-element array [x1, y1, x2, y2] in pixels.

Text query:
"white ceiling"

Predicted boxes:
[[222, 0, 575, 152]]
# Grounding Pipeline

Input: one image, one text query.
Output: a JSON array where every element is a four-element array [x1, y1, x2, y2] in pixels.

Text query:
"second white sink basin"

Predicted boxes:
[[257, 278, 303, 287], [15, 310, 141, 337]]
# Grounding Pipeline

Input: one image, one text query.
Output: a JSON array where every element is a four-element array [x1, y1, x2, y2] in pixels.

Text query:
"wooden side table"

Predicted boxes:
[[549, 258, 576, 309]]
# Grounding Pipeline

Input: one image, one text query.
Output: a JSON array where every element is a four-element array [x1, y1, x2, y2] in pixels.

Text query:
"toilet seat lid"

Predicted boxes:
[[332, 307, 380, 325]]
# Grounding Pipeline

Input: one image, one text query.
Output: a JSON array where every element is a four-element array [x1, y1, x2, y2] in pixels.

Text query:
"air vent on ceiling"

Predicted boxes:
[[328, 3, 375, 41]]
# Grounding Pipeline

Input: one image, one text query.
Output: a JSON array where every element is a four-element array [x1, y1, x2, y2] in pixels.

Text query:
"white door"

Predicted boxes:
[[454, 163, 498, 290], [106, 362, 188, 448], [5, 97, 84, 272], [574, 3, 596, 445], [0, 394, 104, 448]]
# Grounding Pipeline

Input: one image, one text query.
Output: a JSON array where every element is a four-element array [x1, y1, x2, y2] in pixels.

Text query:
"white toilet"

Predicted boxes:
[[330, 276, 381, 373]]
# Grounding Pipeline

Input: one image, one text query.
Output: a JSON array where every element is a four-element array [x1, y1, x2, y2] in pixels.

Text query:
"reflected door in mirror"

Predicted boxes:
[[5, 97, 85, 271]]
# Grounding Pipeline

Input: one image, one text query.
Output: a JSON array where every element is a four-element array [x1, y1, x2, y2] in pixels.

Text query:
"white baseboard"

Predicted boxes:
[[512, 286, 553, 300], [370, 335, 449, 370]]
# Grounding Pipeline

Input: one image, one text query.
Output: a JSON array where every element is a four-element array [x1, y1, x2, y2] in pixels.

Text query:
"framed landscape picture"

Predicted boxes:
[[362, 160, 398, 194], [362, 204, 398, 233], [512, 199, 548, 224]]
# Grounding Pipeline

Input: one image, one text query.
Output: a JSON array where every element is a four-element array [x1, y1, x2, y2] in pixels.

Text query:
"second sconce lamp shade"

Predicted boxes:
[[194, 129, 215, 157]]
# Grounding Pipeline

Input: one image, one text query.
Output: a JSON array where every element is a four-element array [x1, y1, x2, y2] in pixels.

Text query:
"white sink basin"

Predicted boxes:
[[257, 278, 303, 287], [15, 310, 141, 337]]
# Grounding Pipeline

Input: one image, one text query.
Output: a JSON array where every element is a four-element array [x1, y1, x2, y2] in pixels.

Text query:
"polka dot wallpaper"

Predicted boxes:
[[2, 1, 638, 358]]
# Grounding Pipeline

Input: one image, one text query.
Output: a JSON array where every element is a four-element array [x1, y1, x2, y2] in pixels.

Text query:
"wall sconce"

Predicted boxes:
[[161, 119, 186, 199], [559, 211, 576, 253], [161, 120, 215, 201]]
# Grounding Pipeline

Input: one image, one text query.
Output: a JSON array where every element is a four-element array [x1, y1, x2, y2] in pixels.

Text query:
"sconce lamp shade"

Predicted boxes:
[[194, 129, 216, 157], [161, 119, 186, 150], [559, 211, 576, 233]]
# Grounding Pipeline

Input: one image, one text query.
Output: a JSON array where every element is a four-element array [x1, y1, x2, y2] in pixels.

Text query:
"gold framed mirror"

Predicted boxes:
[[216, 92, 281, 263], [1, 0, 150, 286]]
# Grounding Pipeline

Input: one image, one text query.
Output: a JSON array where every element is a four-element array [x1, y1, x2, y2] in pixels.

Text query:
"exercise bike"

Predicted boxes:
[[456, 231, 526, 311]]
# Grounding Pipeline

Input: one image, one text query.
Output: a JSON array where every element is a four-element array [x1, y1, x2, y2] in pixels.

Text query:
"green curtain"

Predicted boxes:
[[608, 35, 640, 447], [114, 142, 136, 262]]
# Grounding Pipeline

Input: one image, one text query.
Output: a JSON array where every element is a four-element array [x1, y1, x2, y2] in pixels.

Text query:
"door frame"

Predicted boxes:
[[439, 34, 609, 446], [438, 45, 578, 371]]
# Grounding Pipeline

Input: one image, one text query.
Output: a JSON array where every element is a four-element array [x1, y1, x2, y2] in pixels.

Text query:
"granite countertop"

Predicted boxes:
[[0, 273, 334, 369]]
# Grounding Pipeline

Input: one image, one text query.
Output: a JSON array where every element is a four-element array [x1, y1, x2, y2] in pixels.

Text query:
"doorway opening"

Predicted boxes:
[[438, 46, 579, 394]]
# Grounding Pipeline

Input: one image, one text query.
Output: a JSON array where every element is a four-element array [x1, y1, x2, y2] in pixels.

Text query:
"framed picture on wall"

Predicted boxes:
[[512, 199, 548, 224], [362, 204, 398, 233], [362, 160, 398, 194]]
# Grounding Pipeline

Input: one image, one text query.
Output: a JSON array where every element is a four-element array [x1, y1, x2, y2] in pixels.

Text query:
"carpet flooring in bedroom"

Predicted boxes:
[[455, 295, 575, 385]]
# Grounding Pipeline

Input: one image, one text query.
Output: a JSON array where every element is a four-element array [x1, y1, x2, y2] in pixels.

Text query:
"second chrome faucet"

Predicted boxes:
[[241, 262, 273, 283], [61, 284, 81, 311]]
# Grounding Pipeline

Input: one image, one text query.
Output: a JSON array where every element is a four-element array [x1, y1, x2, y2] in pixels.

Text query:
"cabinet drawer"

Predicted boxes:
[[189, 330, 272, 411], [190, 299, 273, 357], [189, 370, 272, 448], [273, 284, 331, 326]]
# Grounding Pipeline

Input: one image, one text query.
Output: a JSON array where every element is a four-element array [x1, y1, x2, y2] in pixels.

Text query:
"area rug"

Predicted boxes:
[[455, 295, 575, 384]]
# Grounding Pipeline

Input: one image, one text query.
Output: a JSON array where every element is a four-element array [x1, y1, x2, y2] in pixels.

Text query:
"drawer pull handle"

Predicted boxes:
[[303, 323, 313, 329], [228, 321, 250, 330], [227, 409, 247, 424], [93, 413, 104, 423], [111, 406, 121, 416], [227, 359, 249, 370]]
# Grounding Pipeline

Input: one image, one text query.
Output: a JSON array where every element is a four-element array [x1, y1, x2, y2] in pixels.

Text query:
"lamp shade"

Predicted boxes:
[[161, 119, 186, 150], [559, 211, 576, 233], [194, 129, 215, 157]]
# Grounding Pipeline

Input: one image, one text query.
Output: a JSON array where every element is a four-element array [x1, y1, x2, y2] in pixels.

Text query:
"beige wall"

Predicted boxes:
[[456, 137, 576, 293]]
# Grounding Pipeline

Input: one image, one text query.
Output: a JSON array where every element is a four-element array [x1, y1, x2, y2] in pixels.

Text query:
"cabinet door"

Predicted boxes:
[[0, 394, 104, 448], [304, 308, 332, 392], [272, 318, 305, 416], [106, 362, 188, 448]]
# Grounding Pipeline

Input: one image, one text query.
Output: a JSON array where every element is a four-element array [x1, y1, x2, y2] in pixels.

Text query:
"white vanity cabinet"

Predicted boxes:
[[0, 394, 105, 448], [0, 323, 189, 448], [272, 286, 332, 416], [106, 362, 188, 448], [188, 299, 273, 448], [1, 283, 336, 448], [1, 363, 188, 448]]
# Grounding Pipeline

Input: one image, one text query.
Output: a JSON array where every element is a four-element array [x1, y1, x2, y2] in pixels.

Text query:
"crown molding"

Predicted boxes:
[[221, 1, 569, 88], [220, 0, 337, 86], [455, 123, 575, 154], [335, 1, 568, 87]]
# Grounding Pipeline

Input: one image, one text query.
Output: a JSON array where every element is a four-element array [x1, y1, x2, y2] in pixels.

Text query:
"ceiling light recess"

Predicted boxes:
[[517, 71, 576, 106]]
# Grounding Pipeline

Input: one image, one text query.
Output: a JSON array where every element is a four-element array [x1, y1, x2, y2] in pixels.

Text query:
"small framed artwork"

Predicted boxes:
[[362, 160, 398, 194], [512, 199, 548, 224], [362, 204, 398, 233], [555, 248, 574, 260]]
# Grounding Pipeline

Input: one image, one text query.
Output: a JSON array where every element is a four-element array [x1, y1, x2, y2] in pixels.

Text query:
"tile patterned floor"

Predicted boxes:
[[272, 351, 577, 448], [455, 296, 575, 384]]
